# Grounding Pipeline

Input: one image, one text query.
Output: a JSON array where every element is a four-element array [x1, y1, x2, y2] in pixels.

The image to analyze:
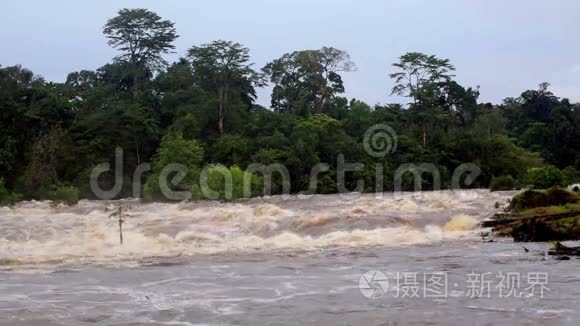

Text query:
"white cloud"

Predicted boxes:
[[571, 64, 580, 73]]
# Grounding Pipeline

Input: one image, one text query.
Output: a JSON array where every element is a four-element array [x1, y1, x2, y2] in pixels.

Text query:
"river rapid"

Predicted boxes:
[[1, 190, 579, 325]]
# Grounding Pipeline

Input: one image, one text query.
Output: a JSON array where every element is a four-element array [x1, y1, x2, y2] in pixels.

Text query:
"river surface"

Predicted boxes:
[[0, 190, 579, 325]]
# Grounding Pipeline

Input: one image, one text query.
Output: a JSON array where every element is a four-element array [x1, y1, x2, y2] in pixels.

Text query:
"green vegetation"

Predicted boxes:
[[519, 203, 580, 217], [511, 215, 580, 242], [518, 203, 580, 216], [509, 188, 579, 212], [489, 188, 580, 242], [490, 175, 517, 191], [0, 178, 21, 205], [47, 185, 80, 206], [562, 166, 580, 186], [143, 131, 204, 202], [526, 166, 564, 189], [191, 165, 264, 200], [1, 8, 580, 205]]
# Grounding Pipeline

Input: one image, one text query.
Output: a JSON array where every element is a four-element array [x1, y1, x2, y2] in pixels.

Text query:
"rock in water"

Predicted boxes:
[[549, 242, 580, 256]]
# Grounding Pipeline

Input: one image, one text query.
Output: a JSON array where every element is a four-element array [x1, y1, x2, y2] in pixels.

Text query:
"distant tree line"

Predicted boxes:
[[1, 8, 579, 204]]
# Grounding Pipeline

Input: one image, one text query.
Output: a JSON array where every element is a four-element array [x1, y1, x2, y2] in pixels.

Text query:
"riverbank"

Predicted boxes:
[[483, 188, 580, 252]]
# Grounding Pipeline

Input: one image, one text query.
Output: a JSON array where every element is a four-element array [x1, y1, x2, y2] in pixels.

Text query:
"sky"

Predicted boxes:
[[1, 0, 579, 107]]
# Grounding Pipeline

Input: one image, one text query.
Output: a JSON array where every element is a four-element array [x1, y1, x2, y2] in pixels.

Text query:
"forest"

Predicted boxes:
[[1, 8, 579, 204]]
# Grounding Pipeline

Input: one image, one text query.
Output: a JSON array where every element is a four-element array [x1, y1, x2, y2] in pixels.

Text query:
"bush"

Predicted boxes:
[[562, 166, 580, 186], [191, 165, 263, 201], [526, 166, 563, 189], [0, 178, 21, 206], [509, 188, 578, 212], [143, 131, 204, 202], [210, 134, 249, 166], [48, 185, 79, 206], [490, 175, 517, 191], [0, 179, 9, 201]]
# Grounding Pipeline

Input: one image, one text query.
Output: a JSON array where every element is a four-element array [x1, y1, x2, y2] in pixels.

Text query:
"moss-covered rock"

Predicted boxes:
[[509, 188, 579, 212], [511, 216, 580, 242], [487, 188, 580, 242], [549, 241, 580, 256]]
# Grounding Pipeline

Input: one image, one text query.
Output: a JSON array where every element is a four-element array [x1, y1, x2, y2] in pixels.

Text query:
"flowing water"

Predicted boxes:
[[0, 190, 579, 325]]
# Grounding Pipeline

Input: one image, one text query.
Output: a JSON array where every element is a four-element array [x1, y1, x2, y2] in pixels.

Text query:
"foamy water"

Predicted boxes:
[[2, 190, 580, 325], [0, 190, 511, 271]]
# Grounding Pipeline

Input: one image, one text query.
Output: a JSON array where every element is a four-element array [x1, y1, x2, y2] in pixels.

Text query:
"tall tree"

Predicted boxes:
[[187, 40, 262, 135], [389, 52, 456, 146], [306, 47, 356, 114], [0, 66, 72, 187], [389, 52, 455, 104], [262, 52, 305, 113], [263, 47, 355, 114], [103, 8, 178, 99]]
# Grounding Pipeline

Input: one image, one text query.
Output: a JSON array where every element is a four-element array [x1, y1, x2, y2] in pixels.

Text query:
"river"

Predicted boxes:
[[0, 190, 579, 325]]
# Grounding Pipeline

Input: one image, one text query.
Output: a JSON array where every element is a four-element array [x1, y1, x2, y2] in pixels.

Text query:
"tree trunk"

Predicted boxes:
[[314, 100, 323, 114], [314, 78, 329, 114], [422, 125, 427, 147], [218, 112, 224, 135], [135, 137, 141, 165], [130, 52, 138, 99], [132, 74, 138, 99], [132, 62, 139, 100], [218, 87, 224, 135]]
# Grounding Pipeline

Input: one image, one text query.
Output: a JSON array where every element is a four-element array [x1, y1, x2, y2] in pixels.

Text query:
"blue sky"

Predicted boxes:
[[1, 0, 579, 106]]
